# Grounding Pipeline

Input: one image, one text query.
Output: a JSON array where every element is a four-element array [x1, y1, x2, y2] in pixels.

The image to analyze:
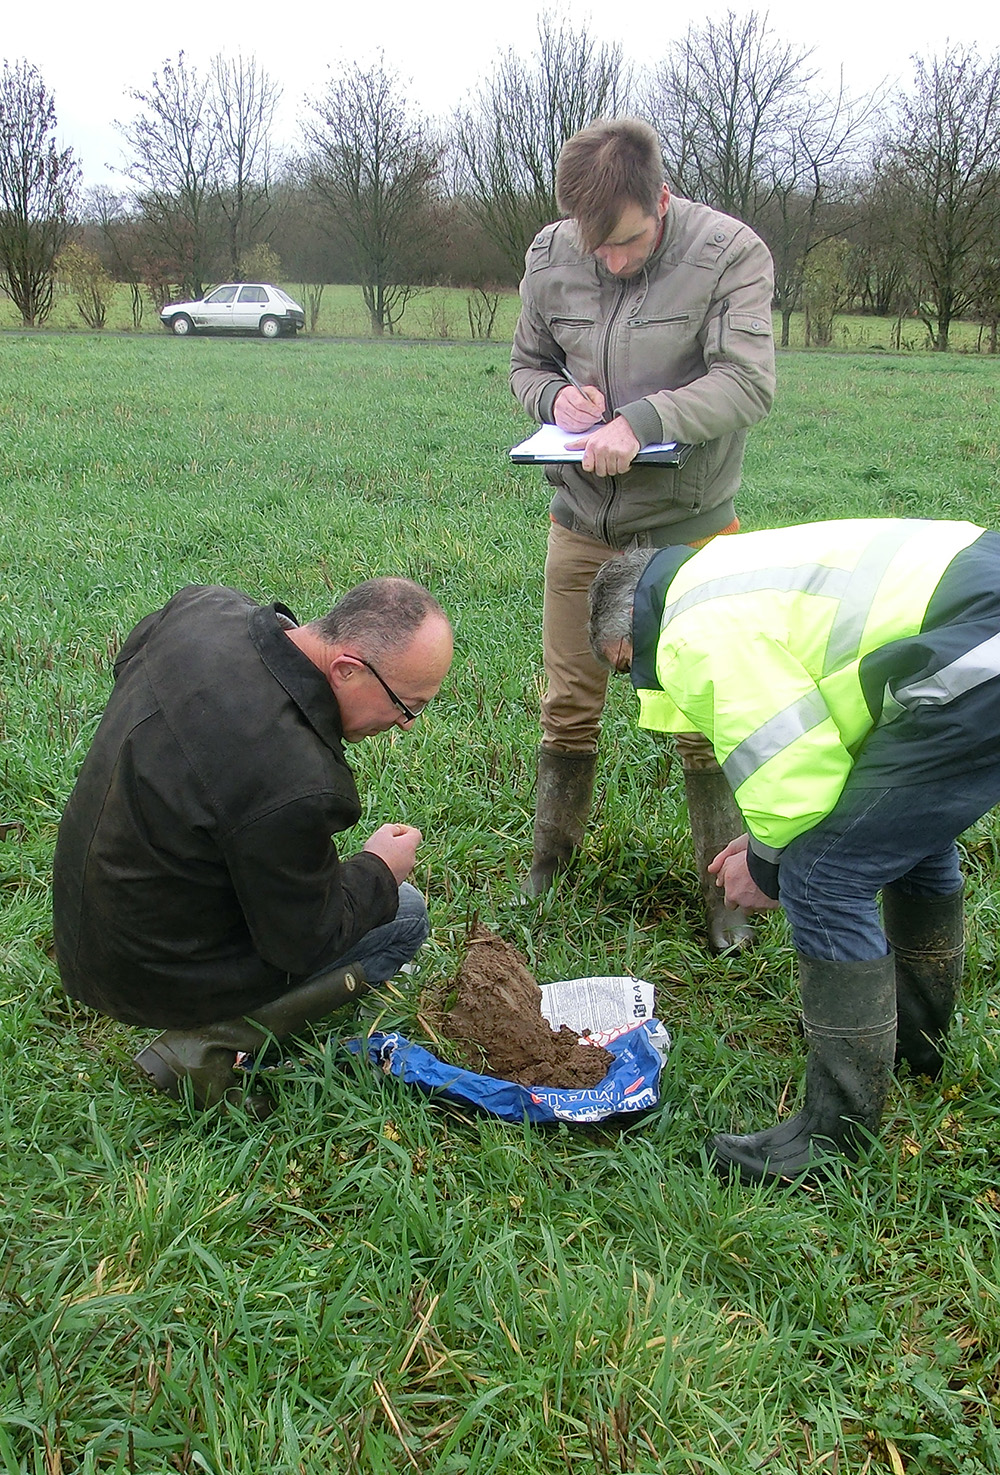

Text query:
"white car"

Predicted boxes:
[[160, 284, 306, 338]]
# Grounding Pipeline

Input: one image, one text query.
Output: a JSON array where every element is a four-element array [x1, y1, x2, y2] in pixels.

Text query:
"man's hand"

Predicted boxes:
[[566, 416, 641, 477], [363, 823, 422, 884], [707, 834, 781, 912], [553, 384, 606, 433]]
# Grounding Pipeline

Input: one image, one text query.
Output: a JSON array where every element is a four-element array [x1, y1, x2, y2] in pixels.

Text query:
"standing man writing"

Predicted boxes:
[[53, 577, 453, 1115], [510, 117, 776, 949], [588, 520, 995, 1184]]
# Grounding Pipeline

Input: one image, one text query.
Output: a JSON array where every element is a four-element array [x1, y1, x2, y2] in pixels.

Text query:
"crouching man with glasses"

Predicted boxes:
[[53, 576, 453, 1116]]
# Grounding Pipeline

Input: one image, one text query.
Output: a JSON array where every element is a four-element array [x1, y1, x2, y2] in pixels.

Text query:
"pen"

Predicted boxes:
[[546, 359, 612, 424]]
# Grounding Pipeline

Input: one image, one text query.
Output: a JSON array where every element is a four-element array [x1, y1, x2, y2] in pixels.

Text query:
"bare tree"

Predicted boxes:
[[801, 236, 853, 345], [117, 53, 220, 300], [452, 12, 630, 277], [970, 244, 1000, 354], [57, 242, 114, 329], [846, 157, 917, 340], [0, 60, 79, 327], [758, 88, 875, 347], [879, 46, 1000, 350], [303, 57, 440, 335], [268, 174, 349, 285], [644, 11, 815, 224], [210, 54, 281, 280], [644, 12, 876, 347], [87, 186, 147, 327]]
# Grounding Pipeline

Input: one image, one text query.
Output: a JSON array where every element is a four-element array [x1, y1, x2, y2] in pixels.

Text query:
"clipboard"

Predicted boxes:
[[510, 421, 696, 468]]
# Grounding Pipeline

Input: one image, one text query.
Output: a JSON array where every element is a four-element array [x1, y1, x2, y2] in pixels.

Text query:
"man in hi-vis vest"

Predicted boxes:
[[589, 518, 999, 1186]]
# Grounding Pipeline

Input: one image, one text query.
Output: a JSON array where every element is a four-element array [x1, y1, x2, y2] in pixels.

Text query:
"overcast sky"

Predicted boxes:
[[7, 0, 1000, 191]]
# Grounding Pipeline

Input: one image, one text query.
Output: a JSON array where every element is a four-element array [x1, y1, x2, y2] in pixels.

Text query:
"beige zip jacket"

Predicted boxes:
[[510, 194, 776, 549]]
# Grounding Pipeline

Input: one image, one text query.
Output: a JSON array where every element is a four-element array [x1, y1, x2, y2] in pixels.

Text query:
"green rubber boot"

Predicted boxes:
[[882, 883, 964, 1078], [522, 747, 597, 897], [707, 954, 897, 1186], [134, 962, 368, 1114]]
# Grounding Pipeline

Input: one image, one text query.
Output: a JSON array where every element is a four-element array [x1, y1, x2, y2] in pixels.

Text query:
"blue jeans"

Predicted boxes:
[[779, 765, 1000, 961], [310, 881, 429, 984]]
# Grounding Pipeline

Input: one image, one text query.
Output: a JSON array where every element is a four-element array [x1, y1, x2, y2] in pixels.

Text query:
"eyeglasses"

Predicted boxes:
[[350, 655, 426, 723]]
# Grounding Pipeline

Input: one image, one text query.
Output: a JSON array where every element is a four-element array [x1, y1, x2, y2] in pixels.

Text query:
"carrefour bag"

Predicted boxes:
[[348, 977, 670, 1126]]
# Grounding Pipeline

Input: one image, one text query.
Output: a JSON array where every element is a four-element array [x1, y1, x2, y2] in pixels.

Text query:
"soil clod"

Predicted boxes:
[[441, 924, 613, 1089]]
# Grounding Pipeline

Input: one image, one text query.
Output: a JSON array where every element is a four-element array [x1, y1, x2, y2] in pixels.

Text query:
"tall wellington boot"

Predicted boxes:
[[882, 883, 964, 1078], [682, 765, 753, 953], [133, 962, 368, 1114], [522, 747, 597, 897], [707, 953, 897, 1186]]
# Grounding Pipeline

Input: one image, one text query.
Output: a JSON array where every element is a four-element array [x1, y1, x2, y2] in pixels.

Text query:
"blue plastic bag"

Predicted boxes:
[[347, 1019, 667, 1125]]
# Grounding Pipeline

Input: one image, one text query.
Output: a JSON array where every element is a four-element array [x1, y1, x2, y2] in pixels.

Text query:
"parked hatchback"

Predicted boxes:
[[160, 284, 306, 338]]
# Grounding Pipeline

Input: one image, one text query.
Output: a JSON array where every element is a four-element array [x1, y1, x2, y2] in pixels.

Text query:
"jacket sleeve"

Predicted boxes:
[[509, 235, 566, 426], [736, 715, 855, 896], [618, 231, 776, 447], [221, 797, 400, 977]]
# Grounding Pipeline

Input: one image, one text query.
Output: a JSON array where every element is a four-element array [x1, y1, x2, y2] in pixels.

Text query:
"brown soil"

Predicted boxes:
[[441, 924, 613, 1089]]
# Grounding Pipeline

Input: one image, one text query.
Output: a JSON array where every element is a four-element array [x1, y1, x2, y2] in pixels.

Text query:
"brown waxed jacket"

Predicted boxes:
[[510, 194, 776, 549]]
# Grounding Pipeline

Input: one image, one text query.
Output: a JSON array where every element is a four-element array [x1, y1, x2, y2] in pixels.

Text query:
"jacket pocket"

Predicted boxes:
[[727, 311, 770, 336], [628, 311, 692, 328], [549, 316, 598, 366]]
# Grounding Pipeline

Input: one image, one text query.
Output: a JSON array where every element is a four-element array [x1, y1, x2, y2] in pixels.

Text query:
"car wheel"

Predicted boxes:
[[170, 314, 195, 336], [259, 315, 282, 339]]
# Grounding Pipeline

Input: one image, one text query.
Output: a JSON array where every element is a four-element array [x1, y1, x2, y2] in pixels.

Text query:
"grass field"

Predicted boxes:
[[1, 335, 999, 1473], [2, 280, 997, 354]]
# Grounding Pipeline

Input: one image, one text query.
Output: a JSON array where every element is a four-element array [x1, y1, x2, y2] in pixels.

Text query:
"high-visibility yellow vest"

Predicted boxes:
[[635, 519, 984, 856]]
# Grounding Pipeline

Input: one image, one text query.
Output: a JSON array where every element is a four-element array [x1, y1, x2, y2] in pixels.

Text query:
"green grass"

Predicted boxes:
[[1, 337, 1000, 1472]]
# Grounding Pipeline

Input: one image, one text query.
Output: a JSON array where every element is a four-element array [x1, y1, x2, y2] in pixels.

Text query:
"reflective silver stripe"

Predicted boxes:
[[659, 564, 851, 629], [749, 837, 784, 863], [887, 631, 1000, 715], [722, 688, 831, 789], [822, 527, 913, 676]]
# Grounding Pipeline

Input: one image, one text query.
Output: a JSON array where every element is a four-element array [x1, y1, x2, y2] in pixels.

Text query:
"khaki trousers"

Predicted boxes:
[[540, 519, 715, 767]]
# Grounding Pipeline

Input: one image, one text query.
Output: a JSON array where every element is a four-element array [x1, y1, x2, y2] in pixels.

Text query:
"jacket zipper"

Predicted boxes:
[[597, 282, 632, 544]]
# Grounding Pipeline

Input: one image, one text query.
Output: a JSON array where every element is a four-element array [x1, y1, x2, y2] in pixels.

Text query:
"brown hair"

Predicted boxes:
[[556, 118, 665, 255]]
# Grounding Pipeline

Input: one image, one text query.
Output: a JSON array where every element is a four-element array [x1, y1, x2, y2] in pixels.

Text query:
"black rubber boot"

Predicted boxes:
[[707, 953, 897, 1186], [522, 748, 597, 897], [882, 883, 964, 1078], [682, 764, 753, 953], [134, 962, 368, 1114]]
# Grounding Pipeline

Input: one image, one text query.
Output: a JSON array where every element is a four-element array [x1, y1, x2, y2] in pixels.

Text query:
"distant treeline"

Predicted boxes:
[[3, 14, 1000, 348]]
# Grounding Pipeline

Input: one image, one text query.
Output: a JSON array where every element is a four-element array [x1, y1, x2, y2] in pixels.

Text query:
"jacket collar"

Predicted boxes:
[[248, 603, 347, 752], [631, 546, 695, 691]]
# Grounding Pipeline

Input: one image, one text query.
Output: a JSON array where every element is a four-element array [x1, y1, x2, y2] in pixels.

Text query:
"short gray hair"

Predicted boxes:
[[588, 549, 656, 668], [308, 577, 448, 662]]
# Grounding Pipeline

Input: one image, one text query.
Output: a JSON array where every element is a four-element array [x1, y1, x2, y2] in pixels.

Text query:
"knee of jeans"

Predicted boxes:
[[780, 850, 887, 950], [777, 854, 838, 929], [396, 883, 430, 943], [894, 851, 963, 898]]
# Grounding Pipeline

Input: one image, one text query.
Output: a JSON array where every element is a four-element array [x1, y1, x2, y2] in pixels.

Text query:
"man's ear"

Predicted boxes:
[[326, 652, 358, 692]]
